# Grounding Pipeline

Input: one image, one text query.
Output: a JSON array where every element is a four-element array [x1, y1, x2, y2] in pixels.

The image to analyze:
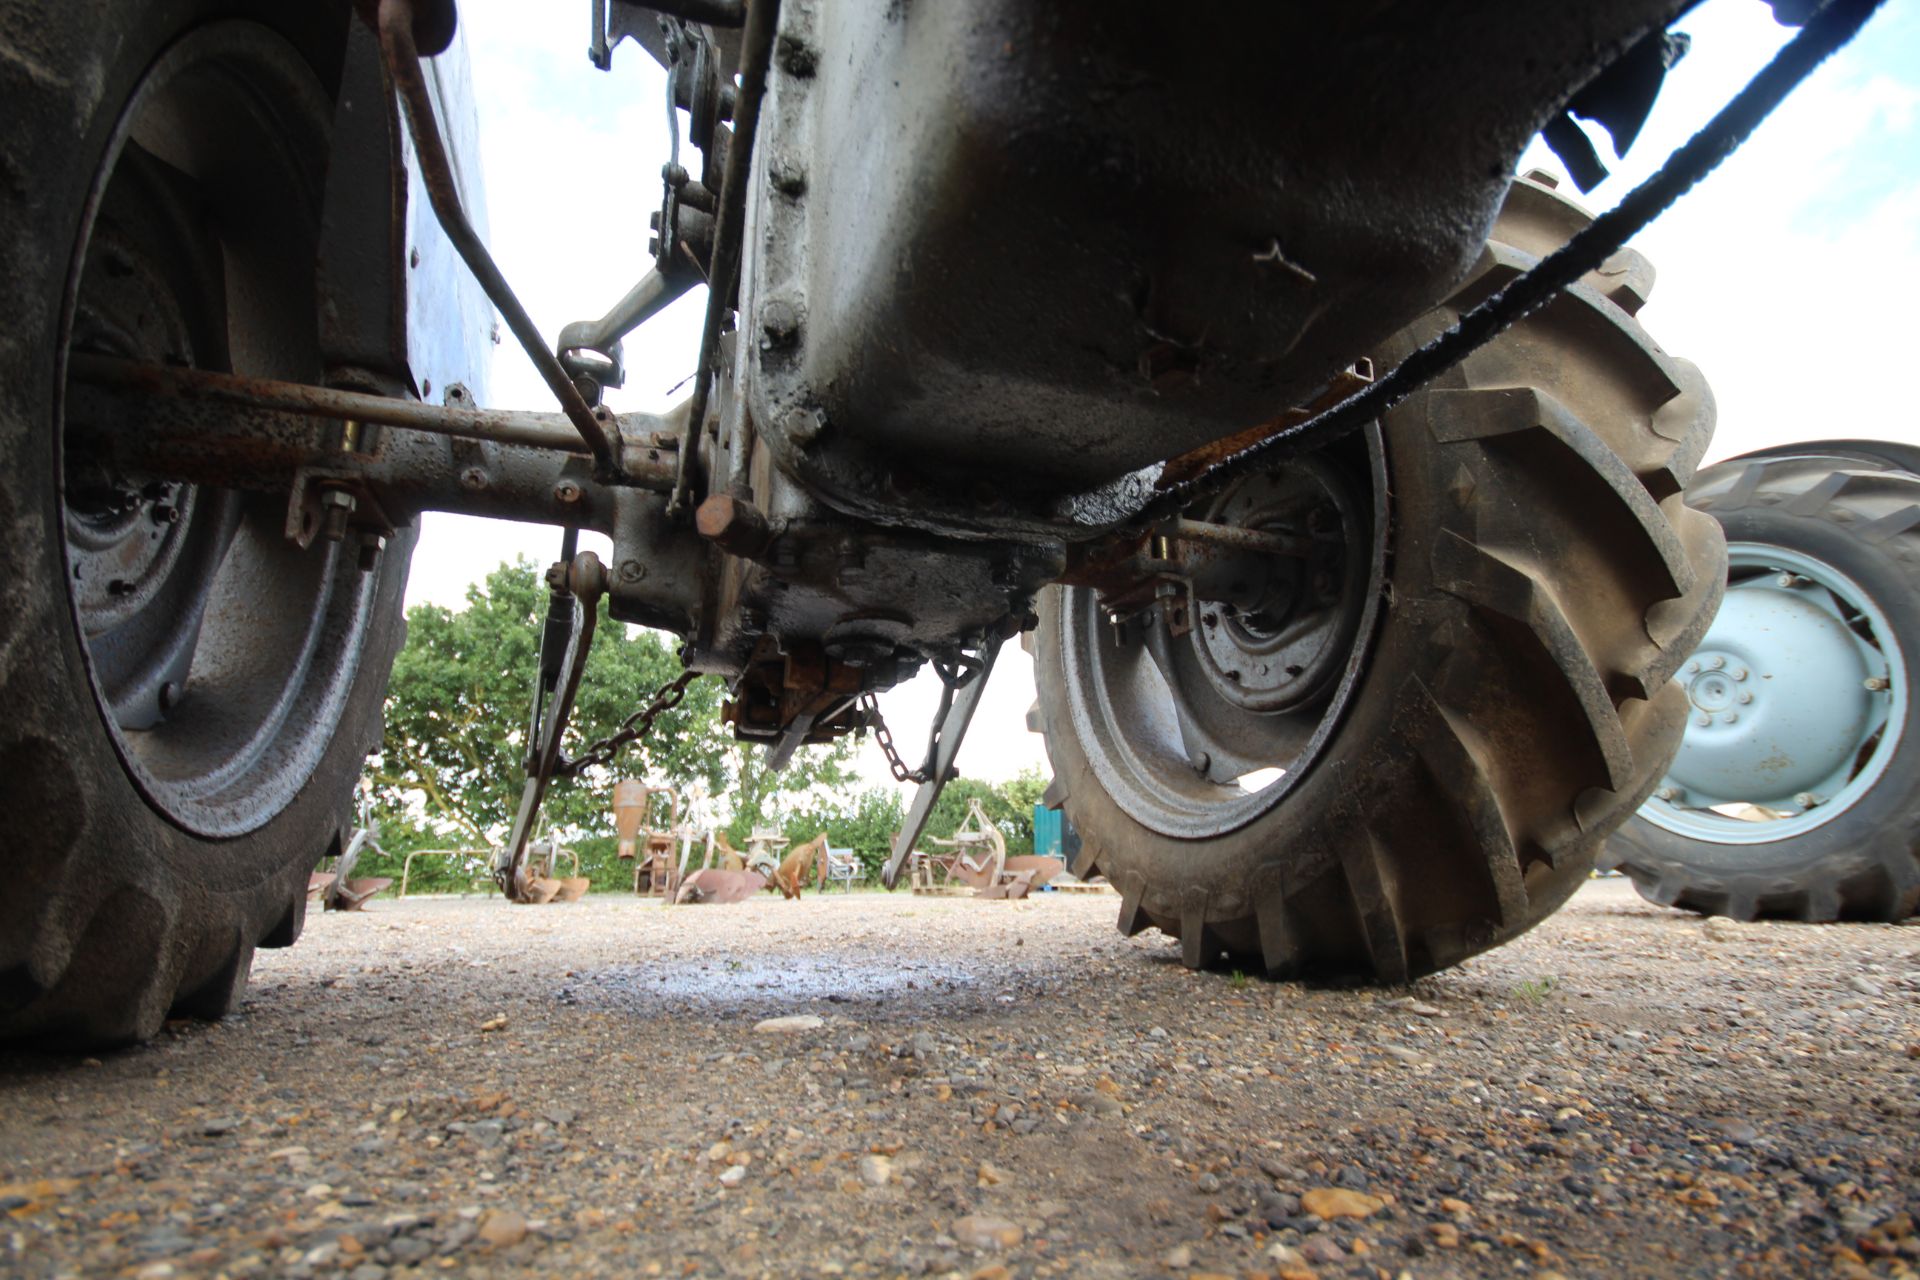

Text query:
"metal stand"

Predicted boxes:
[[879, 636, 1004, 889]]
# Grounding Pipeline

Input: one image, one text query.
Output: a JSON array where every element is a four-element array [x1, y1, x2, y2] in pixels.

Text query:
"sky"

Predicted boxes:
[[405, 0, 1920, 793]]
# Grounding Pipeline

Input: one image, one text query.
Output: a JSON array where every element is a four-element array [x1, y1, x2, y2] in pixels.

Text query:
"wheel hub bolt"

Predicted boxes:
[[1655, 786, 1680, 801], [1695, 713, 1711, 727], [1865, 675, 1891, 691], [1708, 655, 1726, 670], [1794, 792, 1821, 809], [1737, 691, 1754, 704], [1732, 667, 1748, 681]]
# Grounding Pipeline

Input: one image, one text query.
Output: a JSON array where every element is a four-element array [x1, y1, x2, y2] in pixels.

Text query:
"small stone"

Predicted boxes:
[[1301, 1187, 1385, 1220], [719, 1166, 747, 1188], [1702, 917, 1743, 942], [969, 1267, 1012, 1280], [755, 1015, 825, 1035], [1162, 1243, 1193, 1269], [1708, 1117, 1759, 1144], [477, 1015, 508, 1033], [858, 1155, 893, 1187], [975, 1161, 1007, 1188], [475, 1209, 527, 1248], [1266, 1243, 1306, 1265], [1301, 1237, 1347, 1264], [388, 1238, 433, 1266], [952, 1215, 1024, 1251], [1848, 974, 1882, 996]]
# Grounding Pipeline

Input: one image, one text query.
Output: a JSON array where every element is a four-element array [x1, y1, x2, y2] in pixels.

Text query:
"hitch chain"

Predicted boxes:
[[861, 692, 927, 785], [558, 668, 703, 778], [859, 655, 983, 785]]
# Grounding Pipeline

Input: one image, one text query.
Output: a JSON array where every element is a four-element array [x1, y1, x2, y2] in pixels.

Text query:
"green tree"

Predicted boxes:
[[360, 558, 850, 890]]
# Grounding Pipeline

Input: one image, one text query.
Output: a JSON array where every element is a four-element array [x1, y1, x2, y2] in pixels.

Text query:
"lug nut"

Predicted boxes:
[[1738, 691, 1754, 704], [1865, 675, 1891, 691], [1655, 786, 1680, 801], [1708, 655, 1726, 670], [1695, 713, 1712, 727], [1686, 660, 1701, 674], [1732, 667, 1748, 681], [1722, 711, 1739, 724], [1794, 792, 1821, 809]]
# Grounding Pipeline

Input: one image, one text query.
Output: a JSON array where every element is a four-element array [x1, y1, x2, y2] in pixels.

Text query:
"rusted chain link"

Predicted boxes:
[[861, 692, 928, 784], [555, 668, 702, 777]]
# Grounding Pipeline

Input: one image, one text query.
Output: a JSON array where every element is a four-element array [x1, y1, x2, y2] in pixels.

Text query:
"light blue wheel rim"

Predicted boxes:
[[1640, 542, 1905, 845]]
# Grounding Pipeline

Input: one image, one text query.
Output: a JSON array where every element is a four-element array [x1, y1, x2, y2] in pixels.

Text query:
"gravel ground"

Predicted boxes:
[[2, 880, 1916, 1280]]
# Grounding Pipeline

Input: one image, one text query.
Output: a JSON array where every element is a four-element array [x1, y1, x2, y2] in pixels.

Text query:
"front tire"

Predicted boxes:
[[1605, 446, 1920, 923], [0, 4, 414, 1046], [1030, 176, 1726, 979]]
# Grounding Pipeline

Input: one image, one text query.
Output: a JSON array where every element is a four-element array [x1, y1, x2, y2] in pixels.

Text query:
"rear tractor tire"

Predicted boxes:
[[0, 6, 415, 1047], [1028, 174, 1727, 979], [1604, 445, 1920, 922]]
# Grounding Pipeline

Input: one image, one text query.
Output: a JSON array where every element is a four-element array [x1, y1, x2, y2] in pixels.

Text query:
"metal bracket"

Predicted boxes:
[[879, 635, 1005, 890], [495, 551, 610, 901]]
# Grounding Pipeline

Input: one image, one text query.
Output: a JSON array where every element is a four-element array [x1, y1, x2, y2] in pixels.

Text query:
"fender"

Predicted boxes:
[[317, 12, 492, 408]]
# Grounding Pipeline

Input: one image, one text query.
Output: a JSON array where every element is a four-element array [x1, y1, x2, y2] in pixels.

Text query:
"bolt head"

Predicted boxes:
[[1721, 711, 1738, 724], [1794, 792, 1821, 809], [1737, 691, 1754, 704], [1732, 667, 1748, 682], [1655, 786, 1680, 802], [1776, 572, 1798, 588], [1708, 655, 1726, 670], [553, 480, 584, 504], [459, 467, 489, 492], [1686, 660, 1701, 674], [1865, 675, 1891, 692], [618, 559, 646, 584], [1190, 751, 1211, 774], [1695, 713, 1712, 728]]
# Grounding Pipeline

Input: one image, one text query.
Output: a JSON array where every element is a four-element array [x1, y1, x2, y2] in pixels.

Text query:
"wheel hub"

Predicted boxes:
[[1645, 542, 1901, 842], [1057, 435, 1387, 837], [1192, 460, 1368, 716]]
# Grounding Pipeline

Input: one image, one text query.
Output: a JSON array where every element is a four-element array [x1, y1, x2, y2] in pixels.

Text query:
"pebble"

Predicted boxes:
[[474, 1209, 526, 1248], [858, 1155, 893, 1187], [1301, 1187, 1385, 1220], [1163, 1243, 1193, 1269], [952, 1215, 1024, 1251], [718, 1165, 747, 1187], [755, 1014, 826, 1034]]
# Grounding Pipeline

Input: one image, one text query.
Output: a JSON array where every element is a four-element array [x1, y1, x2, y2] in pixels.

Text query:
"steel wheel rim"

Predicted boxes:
[[56, 23, 383, 838], [1058, 432, 1388, 839], [1640, 541, 1906, 845]]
